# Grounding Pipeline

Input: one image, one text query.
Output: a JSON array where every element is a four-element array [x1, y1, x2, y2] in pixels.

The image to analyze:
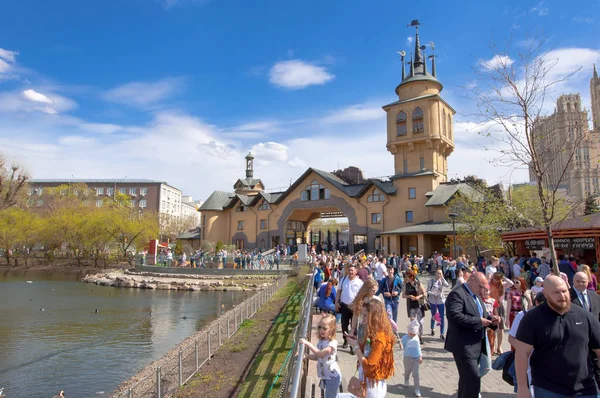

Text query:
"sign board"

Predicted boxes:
[[524, 239, 545, 250], [297, 243, 308, 262], [534, 237, 596, 252]]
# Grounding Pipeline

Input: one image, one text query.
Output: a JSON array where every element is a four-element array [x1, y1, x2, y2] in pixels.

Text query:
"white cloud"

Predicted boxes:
[[572, 16, 594, 24], [530, 1, 548, 16], [0, 90, 76, 115], [58, 136, 96, 146], [407, 36, 414, 44], [0, 48, 18, 77], [80, 123, 123, 134], [23, 89, 54, 104], [269, 60, 334, 90], [322, 105, 384, 123], [222, 120, 281, 139], [250, 142, 289, 163], [478, 55, 514, 70], [104, 78, 183, 107]]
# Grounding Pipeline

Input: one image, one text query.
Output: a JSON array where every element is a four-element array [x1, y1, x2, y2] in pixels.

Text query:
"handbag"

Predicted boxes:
[[419, 296, 431, 312], [347, 370, 366, 398]]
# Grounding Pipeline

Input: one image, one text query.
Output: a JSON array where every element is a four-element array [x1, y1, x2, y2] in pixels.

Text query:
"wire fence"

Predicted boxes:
[[112, 275, 288, 398], [277, 269, 315, 398]]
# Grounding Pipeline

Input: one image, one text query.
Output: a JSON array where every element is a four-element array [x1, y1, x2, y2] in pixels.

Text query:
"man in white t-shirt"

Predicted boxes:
[[374, 257, 388, 282], [335, 264, 364, 350]]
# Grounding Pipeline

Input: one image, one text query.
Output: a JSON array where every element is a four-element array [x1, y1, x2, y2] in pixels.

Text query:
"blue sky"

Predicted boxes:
[[1, 0, 599, 200]]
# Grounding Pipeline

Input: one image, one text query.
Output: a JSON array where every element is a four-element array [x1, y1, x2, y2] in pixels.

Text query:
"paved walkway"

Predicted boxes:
[[309, 276, 515, 397]]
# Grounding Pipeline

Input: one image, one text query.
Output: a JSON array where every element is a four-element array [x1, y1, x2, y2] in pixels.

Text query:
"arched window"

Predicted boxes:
[[367, 189, 385, 203], [396, 111, 407, 136], [447, 114, 452, 139], [301, 180, 330, 201], [442, 109, 447, 137], [412, 107, 424, 133], [258, 200, 270, 211], [236, 204, 247, 212]]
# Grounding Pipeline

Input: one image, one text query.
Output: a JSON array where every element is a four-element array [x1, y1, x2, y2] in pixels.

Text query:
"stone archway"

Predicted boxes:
[[276, 195, 368, 254]]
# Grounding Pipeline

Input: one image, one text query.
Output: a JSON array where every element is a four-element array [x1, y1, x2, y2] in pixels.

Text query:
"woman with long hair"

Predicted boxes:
[[351, 278, 381, 341], [508, 277, 532, 328], [402, 270, 426, 344], [347, 299, 396, 398], [489, 272, 513, 355], [579, 264, 598, 291], [427, 268, 449, 340]]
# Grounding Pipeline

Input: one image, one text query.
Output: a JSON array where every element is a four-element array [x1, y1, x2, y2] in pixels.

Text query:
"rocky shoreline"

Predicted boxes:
[[82, 269, 276, 291]]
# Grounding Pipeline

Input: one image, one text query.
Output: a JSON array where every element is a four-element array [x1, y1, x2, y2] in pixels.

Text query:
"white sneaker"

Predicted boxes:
[[414, 388, 422, 397]]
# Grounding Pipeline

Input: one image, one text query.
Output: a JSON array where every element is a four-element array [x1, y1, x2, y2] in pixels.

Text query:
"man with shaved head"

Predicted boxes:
[[445, 272, 500, 398], [514, 275, 600, 398]]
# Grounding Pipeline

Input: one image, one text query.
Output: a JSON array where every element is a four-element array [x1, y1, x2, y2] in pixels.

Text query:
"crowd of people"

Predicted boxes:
[[303, 249, 600, 398]]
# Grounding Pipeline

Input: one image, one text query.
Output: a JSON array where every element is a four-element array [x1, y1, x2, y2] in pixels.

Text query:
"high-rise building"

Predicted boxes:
[[528, 71, 600, 200], [591, 64, 600, 132]]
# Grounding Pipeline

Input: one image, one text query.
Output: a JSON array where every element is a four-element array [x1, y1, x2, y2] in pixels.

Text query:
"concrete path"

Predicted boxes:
[[309, 275, 515, 397]]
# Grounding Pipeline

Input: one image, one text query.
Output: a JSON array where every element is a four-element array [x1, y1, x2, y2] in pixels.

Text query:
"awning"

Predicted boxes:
[[379, 221, 466, 236]]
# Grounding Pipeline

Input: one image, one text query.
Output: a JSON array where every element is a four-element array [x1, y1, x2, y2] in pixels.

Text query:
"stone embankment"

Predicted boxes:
[[82, 269, 276, 291]]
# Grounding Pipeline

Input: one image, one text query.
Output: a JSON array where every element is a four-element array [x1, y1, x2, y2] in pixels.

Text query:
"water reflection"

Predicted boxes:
[[0, 271, 251, 398]]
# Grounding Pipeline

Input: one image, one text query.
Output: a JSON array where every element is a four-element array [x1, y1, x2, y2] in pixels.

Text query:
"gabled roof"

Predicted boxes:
[[274, 168, 397, 203], [234, 177, 264, 188], [248, 191, 285, 206], [199, 191, 233, 211], [425, 183, 483, 207], [223, 194, 254, 209]]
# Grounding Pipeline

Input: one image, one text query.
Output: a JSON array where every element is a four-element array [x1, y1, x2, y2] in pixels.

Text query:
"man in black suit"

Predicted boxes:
[[571, 271, 600, 385], [571, 271, 600, 320], [445, 272, 500, 398]]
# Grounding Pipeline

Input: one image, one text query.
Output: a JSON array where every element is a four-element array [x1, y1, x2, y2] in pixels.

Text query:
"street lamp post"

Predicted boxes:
[[449, 213, 458, 259]]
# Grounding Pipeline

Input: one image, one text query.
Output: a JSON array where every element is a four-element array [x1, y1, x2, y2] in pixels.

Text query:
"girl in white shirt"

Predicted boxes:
[[300, 314, 342, 398]]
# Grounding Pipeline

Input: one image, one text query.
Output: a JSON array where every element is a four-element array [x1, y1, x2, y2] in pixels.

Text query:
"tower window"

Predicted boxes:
[[447, 114, 452, 139], [403, 159, 408, 174], [371, 213, 381, 224], [258, 201, 270, 210], [412, 107, 424, 133], [396, 111, 407, 136], [367, 189, 385, 202], [406, 211, 414, 223], [442, 110, 447, 137], [301, 180, 330, 201], [420, 157, 425, 170], [409, 188, 416, 199]]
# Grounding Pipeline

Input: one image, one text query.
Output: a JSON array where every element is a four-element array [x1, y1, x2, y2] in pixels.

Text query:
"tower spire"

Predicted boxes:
[[398, 51, 406, 80], [595, 63, 598, 79], [413, 25, 424, 66]]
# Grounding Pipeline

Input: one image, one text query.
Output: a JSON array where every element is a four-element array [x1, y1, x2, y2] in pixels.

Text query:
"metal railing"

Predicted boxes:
[[113, 276, 287, 398], [278, 269, 315, 398], [153, 252, 292, 270]]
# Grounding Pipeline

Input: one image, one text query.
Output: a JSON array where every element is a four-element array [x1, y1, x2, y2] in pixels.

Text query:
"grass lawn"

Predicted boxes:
[[235, 272, 307, 398]]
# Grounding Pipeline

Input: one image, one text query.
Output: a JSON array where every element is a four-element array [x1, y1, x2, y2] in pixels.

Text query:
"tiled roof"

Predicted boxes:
[[235, 177, 264, 187], [390, 171, 436, 180], [177, 229, 201, 239], [425, 183, 482, 207], [381, 221, 467, 235], [199, 191, 233, 211]]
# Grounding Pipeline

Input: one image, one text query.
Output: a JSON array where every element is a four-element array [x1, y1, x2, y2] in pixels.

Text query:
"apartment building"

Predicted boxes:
[[27, 179, 198, 224]]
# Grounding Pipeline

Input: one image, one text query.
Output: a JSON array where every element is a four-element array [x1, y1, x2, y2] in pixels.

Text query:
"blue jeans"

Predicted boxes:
[[384, 299, 399, 324], [533, 386, 600, 398], [430, 303, 445, 334], [321, 374, 341, 398]]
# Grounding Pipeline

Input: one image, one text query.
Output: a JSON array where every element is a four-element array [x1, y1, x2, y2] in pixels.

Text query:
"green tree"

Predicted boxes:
[[584, 195, 600, 215], [472, 37, 585, 274], [447, 183, 506, 256]]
